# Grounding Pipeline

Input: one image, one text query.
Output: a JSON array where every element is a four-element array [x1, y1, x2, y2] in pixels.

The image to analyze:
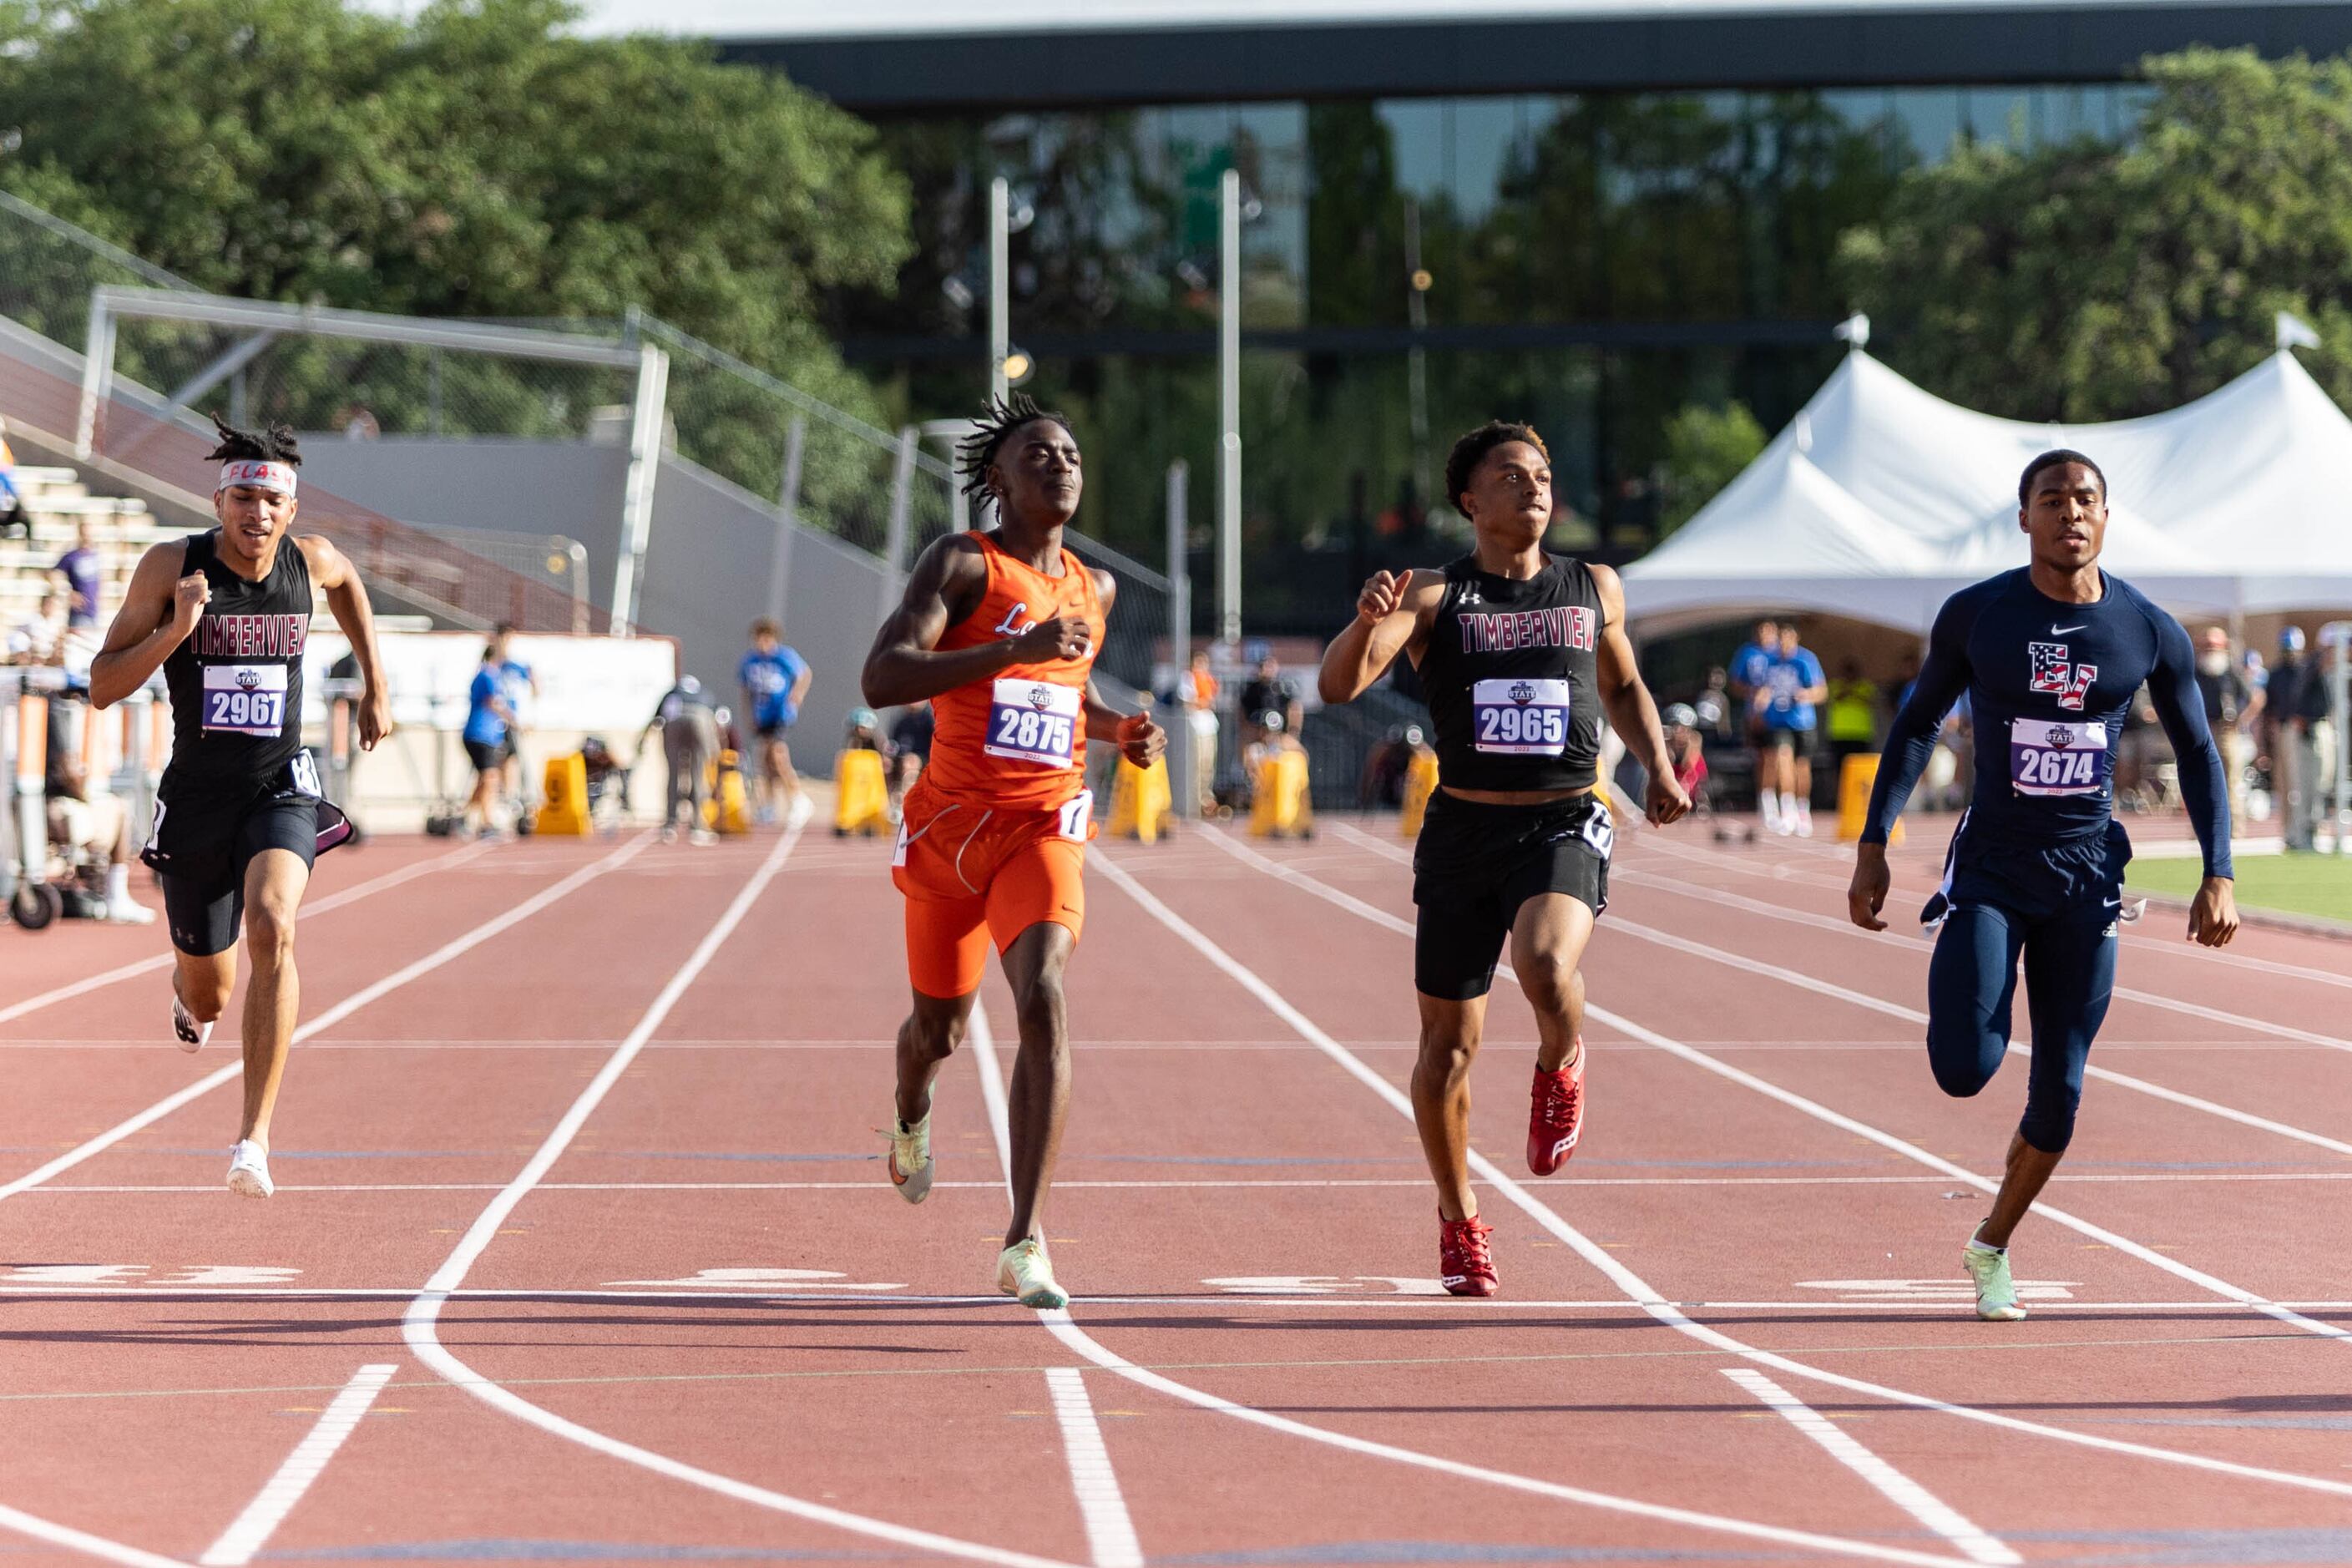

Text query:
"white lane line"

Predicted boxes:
[[1612, 854, 2352, 1055], [1323, 824, 2352, 1163], [1043, 1369, 1146, 1568], [1721, 1369, 2018, 1566], [1217, 831, 2352, 1343], [964, 1009, 1146, 1567], [0, 1503, 191, 1568], [964, 1014, 1977, 1568], [0, 834, 651, 1203], [1624, 827, 2352, 993], [398, 827, 1079, 1568], [0, 842, 492, 1028], [198, 1363, 397, 1566], [1126, 839, 2352, 1500], [12, 1283, 2352, 1312]]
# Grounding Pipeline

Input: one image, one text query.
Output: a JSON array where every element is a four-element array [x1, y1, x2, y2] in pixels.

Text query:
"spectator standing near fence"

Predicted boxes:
[[1754, 623, 1827, 836], [2266, 626, 2333, 851], [642, 675, 721, 847], [1728, 618, 1778, 831], [1826, 657, 1879, 781], [462, 634, 518, 839], [495, 623, 539, 825], [2193, 628, 2253, 827], [738, 618, 815, 829], [1177, 648, 1221, 815]]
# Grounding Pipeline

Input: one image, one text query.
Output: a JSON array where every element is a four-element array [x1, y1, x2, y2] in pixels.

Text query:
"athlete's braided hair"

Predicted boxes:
[[2018, 448, 2102, 507], [204, 412, 303, 468], [1443, 420, 1548, 513], [954, 392, 1074, 505]]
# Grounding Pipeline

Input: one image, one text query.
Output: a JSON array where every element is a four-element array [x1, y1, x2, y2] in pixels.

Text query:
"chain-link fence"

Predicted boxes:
[[2, 189, 1190, 660]]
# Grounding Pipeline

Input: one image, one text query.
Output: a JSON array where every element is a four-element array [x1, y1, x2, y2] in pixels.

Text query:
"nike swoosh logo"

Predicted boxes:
[[2103, 898, 2122, 908], [2051, 624, 2088, 635]]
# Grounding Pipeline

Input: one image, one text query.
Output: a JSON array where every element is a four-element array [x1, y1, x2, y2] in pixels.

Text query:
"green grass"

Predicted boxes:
[[2126, 853, 2352, 925]]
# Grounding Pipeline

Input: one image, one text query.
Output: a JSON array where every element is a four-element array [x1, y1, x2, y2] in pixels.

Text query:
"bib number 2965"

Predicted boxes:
[[1471, 678, 1571, 756]]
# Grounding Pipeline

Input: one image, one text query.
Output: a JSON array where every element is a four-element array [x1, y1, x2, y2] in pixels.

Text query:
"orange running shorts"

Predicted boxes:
[[892, 779, 1093, 999]]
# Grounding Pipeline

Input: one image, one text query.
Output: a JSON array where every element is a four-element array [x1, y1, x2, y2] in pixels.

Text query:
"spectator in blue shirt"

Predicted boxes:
[[462, 633, 518, 838], [1727, 617, 1778, 828], [1753, 621, 1828, 836], [738, 617, 813, 828], [494, 622, 539, 822]]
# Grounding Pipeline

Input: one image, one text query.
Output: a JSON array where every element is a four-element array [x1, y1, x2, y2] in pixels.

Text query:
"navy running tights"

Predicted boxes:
[[1925, 902, 2117, 1154]]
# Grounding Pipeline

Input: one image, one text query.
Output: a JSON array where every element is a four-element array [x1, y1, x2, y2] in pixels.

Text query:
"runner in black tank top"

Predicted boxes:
[[1318, 421, 1688, 1296], [89, 415, 393, 1200]]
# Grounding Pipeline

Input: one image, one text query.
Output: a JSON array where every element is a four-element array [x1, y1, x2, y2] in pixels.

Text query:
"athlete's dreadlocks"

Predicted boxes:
[[954, 392, 1074, 504], [204, 412, 303, 469]]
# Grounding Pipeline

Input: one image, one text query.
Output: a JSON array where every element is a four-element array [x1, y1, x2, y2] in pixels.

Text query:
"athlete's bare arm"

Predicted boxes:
[[862, 536, 1090, 708], [1590, 564, 1688, 827], [1318, 569, 1448, 703], [89, 542, 207, 710], [298, 536, 393, 750]]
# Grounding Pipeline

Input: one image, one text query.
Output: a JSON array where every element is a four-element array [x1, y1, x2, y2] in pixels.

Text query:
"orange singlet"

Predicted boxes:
[[893, 534, 1105, 999]]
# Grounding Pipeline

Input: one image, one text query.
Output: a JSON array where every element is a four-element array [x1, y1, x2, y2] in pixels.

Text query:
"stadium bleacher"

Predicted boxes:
[[0, 463, 178, 641]]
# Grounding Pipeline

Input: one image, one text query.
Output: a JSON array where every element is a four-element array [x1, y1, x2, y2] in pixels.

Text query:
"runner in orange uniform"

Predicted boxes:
[[862, 394, 1165, 1308]]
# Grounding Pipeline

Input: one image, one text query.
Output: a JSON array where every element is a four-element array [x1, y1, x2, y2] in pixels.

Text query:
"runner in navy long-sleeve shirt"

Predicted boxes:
[[1847, 449, 2238, 1323]]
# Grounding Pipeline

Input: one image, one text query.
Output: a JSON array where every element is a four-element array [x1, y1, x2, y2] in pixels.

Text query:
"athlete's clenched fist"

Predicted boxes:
[[1014, 615, 1092, 663], [169, 573, 210, 639], [1356, 570, 1404, 624]]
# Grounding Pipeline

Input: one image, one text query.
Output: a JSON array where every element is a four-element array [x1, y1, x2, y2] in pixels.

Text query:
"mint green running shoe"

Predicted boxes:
[[997, 1238, 1070, 1309], [1963, 1234, 2027, 1322]]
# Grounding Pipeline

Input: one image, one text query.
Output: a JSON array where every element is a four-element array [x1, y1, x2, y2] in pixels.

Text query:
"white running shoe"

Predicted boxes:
[[1793, 805, 1815, 838], [996, 1237, 1070, 1309], [170, 994, 212, 1054], [1963, 1230, 2026, 1321], [885, 1111, 933, 1203], [226, 1141, 274, 1199], [785, 793, 815, 831], [104, 899, 157, 925], [689, 827, 719, 847]]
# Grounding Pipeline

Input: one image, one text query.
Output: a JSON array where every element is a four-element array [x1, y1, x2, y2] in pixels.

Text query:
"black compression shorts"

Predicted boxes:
[[1411, 790, 1612, 1000], [464, 736, 514, 774], [143, 759, 351, 956]]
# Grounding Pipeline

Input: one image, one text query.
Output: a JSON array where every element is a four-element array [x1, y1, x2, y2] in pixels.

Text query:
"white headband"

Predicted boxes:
[[216, 460, 297, 498]]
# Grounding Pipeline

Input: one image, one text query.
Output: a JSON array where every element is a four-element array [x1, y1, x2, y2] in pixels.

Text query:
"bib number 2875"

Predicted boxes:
[[984, 679, 1080, 767]]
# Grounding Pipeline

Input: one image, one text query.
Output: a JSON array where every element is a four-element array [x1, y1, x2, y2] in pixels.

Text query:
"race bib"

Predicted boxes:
[[201, 665, 288, 737], [2011, 717, 2108, 797], [984, 679, 1080, 767], [1472, 678, 1571, 756]]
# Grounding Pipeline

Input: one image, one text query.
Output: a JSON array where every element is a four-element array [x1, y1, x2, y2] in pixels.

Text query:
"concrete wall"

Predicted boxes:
[[295, 436, 891, 774]]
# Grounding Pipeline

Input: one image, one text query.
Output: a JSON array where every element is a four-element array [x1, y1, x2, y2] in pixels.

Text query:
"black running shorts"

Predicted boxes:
[[1761, 726, 1819, 760], [1411, 790, 1611, 1001], [142, 758, 351, 956]]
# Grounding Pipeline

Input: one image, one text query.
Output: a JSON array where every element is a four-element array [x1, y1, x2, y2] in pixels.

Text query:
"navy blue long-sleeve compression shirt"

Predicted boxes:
[[1862, 568, 2233, 880]]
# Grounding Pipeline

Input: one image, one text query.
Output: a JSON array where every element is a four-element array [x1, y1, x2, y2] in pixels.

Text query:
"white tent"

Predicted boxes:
[[1622, 347, 2352, 635]]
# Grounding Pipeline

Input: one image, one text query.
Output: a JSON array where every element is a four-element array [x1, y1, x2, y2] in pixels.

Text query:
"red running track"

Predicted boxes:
[[0, 815, 2348, 1568]]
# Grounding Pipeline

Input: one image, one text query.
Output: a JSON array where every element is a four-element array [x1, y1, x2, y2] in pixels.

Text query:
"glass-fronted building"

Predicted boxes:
[[728, 2, 2352, 630]]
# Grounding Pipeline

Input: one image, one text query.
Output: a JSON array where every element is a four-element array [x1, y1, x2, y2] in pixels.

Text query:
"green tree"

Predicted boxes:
[[1657, 399, 1766, 536], [0, 0, 911, 424], [1839, 47, 2352, 421]]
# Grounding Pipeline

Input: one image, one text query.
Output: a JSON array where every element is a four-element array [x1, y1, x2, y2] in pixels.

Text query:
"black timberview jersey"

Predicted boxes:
[[159, 529, 314, 798], [1416, 553, 1605, 794]]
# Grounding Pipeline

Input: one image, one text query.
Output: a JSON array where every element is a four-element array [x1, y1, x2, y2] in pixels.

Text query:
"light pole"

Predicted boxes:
[[1218, 168, 1244, 649], [989, 177, 1036, 405]]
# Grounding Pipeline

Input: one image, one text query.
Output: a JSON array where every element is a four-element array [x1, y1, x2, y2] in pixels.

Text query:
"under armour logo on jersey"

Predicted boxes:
[[993, 600, 1032, 636], [2028, 641, 2097, 711]]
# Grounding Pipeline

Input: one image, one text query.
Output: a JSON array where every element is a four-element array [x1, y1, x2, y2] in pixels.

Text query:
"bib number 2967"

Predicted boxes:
[[200, 665, 288, 737]]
